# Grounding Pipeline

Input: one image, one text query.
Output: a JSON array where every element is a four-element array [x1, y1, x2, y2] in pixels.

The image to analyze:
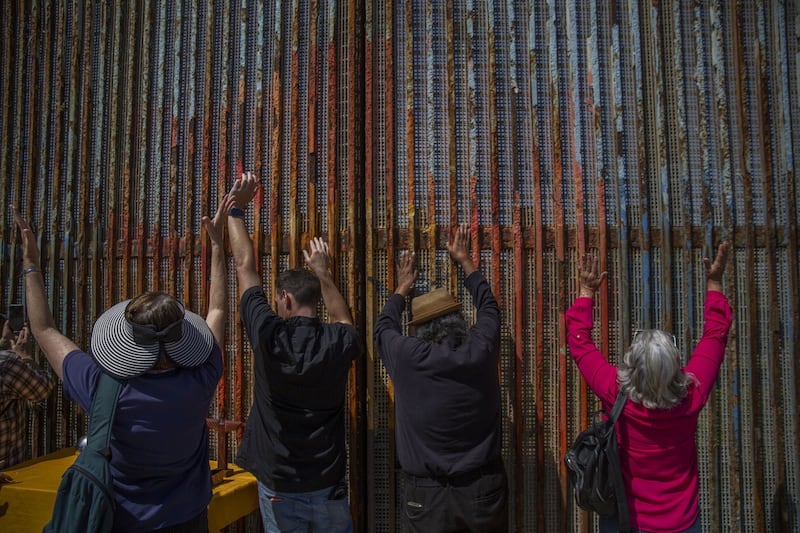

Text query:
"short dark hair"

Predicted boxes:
[[414, 312, 468, 346], [276, 268, 322, 307]]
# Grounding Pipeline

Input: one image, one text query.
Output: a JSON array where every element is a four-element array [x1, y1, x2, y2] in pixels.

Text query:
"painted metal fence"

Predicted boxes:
[[1, 1, 798, 531]]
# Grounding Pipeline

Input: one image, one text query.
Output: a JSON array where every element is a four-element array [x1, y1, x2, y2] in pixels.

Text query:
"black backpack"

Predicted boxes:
[[44, 373, 121, 533], [564, 391, 630, 532]]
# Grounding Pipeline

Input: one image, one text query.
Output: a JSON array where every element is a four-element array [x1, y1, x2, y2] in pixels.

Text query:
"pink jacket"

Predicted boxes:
[[566, 291, 733, 532]]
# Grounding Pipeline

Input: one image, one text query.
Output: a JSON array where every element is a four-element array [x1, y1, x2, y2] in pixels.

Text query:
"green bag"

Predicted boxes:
[[44, 373, 121, 533]]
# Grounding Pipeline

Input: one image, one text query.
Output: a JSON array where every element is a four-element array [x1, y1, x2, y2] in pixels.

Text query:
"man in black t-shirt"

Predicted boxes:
[[226, 172, 361, 533], [374, 223, 508, 533]]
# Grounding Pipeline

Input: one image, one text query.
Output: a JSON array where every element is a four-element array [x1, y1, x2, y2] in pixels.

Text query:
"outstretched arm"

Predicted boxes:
[[226, 171, 262, 298], [202, 195, 235, 346], [11, 205, 79, 379], [303, 237, 353, 325], [446, 223, 476, 276]]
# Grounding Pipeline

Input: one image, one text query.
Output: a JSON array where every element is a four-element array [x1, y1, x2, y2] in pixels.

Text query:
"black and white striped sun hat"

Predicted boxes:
[[90, 299, 214, 379]]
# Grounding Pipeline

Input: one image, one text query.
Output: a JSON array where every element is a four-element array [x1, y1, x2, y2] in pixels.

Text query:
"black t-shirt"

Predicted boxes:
[[374, 271, 503, 477], [235, 286, 361, 492]]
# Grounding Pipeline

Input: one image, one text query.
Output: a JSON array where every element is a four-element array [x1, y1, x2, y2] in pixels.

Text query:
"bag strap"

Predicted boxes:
[[607, 390, 630, 531], [85, 373, 122, 456], [608, 389, 627, 424]]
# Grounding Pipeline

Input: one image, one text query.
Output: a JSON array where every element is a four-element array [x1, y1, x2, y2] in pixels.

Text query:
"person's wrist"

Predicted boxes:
[[23, 266, 41, 275], [395, 284, 412, 296], [579, 286, 595, 298]]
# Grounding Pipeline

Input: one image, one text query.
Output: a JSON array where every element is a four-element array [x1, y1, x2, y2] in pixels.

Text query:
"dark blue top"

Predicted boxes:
[[62, 346, 222, 532], [235, 286, 361, 492], [374, 271, 503, 477]]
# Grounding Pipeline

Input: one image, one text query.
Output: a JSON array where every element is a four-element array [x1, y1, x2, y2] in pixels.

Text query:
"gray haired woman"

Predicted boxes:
[[566, 242, 732, 533]]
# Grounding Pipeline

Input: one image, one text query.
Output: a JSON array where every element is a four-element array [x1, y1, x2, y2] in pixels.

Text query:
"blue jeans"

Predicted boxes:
[[257, 480, 353, 533], [599, 514, 701, 533]]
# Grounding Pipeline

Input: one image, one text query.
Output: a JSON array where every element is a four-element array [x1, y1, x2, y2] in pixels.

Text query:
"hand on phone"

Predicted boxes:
[[8, 304, 25, 333]]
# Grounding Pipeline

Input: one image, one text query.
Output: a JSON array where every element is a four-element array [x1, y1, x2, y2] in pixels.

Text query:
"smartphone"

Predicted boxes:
[[8, 304, 25, 332]]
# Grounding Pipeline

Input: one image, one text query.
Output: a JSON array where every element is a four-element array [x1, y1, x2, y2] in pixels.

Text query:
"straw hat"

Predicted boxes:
[[90, 299, 214, 379], [407, 289, 462, 326]]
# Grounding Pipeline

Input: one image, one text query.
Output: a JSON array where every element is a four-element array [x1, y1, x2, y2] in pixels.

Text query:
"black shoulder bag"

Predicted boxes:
[[564, 391, 630, 532]]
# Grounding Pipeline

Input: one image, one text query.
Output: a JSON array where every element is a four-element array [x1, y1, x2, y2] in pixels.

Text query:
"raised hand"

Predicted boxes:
[[11, 205, 41, 270], [446, 223, 471, 266], [395, 251, 418, 297], [303, 237, 331, 276], [704, 241, 730, 292], [578, 254, 607, 298], [10, 325, 32, 360], [202, 194, 235, 246], [228, 171, 260, 209]]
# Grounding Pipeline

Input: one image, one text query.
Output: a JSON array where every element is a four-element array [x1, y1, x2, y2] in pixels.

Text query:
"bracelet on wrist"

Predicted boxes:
[[23, 267, 41, 275]]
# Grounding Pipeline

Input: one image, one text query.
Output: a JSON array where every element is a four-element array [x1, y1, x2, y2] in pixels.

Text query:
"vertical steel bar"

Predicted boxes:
[[445, 0, 457, 293], [363, 0, 378, 527], [404, 0, 416, 255], [307, 0, 319, 236], [0, 1, 14, 304], [148, 0, 164, 293], [755, 1, 786, 515], [288, 0, 299, 266], [548, 2, 569, 520]]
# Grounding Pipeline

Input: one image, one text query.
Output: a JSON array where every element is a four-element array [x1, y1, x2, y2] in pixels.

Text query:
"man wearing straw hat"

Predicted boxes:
[[225, 172, 361, 533], [11, 197, 233, 532], [374, 223, 508, 532]]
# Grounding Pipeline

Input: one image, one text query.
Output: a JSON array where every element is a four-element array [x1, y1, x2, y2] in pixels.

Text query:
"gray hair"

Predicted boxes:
[[414, 312, 468, 346], [617, 329, 696, 409]]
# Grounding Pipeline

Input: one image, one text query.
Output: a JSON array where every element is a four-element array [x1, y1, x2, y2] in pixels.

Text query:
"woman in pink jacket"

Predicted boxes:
[[566, 242, 731, 533]]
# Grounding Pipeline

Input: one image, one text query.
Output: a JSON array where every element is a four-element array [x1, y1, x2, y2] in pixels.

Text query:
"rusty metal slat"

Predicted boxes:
[[74, 0, 93, 348], [0, 4, 12, 264], [484, 4, 502, 314], [565, 12, 590, 525], [529, 5, 546, 530], [61, 0, 80, 342], [306, 0, 319, 236], [754, 0, 788, 511], [147, 0, 166, 293], [548, 5, 569, 521], [644, 2, 673, 331], [44, 0, 65, 452], [22, 0, 42, 458], [423, 0, 436, 287], [164, 0, 181, 297], [288, 0, 300, 266], [727, 1, 764, 528], [32, 0, 54, 453], [228, 0, 243, 183], [672, 0, 696, 369], [343, 1, 363, 526], [6, 1, 27, 303], [363, 0, 377, 527], [177, 0, 195, 306], [0, 3, 15, 303], [132, 0, 152, 296], [244, 0, 259, 174], [774, 0, 800, 497], [403, 0, 415, 254], [708, 2, 741, 526], [626, 0, 651, 329], [207, 0, 224, 411]]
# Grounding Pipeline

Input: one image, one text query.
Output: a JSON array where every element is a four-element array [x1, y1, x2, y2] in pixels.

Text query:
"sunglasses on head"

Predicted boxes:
[[633, 328, 677, 347]]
